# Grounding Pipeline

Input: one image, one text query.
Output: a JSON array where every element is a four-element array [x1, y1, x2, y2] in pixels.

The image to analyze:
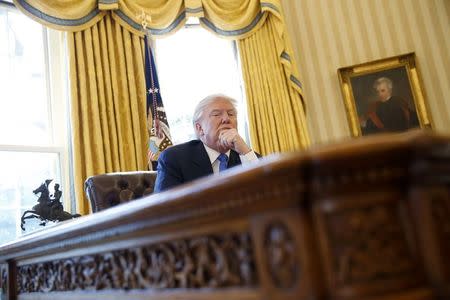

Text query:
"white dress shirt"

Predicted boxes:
[[203, 144, 258, 174]]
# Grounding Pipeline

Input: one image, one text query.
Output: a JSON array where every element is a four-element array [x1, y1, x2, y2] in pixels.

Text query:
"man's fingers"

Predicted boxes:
[[219, 133, 235, 149]]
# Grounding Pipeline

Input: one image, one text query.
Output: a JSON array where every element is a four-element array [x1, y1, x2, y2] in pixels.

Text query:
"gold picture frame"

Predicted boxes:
[[338, 53, 432, 137]]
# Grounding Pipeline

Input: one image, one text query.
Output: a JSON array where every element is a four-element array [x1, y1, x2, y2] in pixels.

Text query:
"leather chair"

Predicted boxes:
[[84, 171, 157, 213]]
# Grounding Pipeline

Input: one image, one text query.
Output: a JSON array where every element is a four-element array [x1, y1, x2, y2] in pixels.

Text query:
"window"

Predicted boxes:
[[153, 21, 249, 145], [0, 3, 71, 244]]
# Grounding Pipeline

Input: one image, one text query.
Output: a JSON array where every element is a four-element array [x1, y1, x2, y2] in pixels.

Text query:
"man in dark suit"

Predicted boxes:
[[361, 77, 419, 135], [154, 94, 259, 192]]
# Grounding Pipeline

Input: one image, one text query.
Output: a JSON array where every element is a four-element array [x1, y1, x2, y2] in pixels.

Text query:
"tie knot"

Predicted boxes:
[[217, 153, 228, 163], [217, 153, 228, 172]]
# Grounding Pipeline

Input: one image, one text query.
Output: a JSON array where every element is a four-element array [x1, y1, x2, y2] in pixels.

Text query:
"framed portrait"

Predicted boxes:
[[338, 53, 432, 137]]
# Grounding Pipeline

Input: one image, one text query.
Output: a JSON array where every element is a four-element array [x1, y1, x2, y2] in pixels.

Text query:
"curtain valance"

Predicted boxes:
[[14, 0, 303, 95], [14, 0, 275, 37], [13, 0, 106, 31]]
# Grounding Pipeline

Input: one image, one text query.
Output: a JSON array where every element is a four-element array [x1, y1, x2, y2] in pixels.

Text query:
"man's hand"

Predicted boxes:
[[218, 128, 251, 155]]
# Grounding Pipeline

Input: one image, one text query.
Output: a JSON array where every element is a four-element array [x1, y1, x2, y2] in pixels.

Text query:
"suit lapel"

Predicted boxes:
[[190, 141, 213, 177], [188, 142, 241, 178], [228, 150, 242, 168]]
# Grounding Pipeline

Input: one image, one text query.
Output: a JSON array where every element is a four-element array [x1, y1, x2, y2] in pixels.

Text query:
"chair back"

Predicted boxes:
[[84, 171, 157, 212]]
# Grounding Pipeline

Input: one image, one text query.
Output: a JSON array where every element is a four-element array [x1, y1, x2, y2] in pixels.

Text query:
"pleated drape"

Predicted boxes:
[[14, 0, 311, 214], [68, 15, 148, 214], [238, 15, 309, 154]]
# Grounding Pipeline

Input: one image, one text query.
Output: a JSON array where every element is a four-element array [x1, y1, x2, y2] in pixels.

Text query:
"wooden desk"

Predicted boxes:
[[1, 130, 449, 300]]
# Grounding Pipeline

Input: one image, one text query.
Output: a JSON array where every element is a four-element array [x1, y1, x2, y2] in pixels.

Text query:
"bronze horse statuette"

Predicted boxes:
[[20, 180, 80, 231]]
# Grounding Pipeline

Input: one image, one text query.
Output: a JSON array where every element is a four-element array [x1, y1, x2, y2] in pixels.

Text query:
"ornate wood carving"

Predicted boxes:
[[325, 203, 416, 285], [0, 264, 7, 296], [431, 190, 450, 272], [314, 167, 406, 189], [264, 221, 300, 288], [17, 231, 257, 293], [1, 130, 449, 299], [9, 177, 304, 262]]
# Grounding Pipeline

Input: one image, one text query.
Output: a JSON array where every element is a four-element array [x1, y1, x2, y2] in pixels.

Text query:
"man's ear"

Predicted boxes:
[[195, 122, 203, 136]]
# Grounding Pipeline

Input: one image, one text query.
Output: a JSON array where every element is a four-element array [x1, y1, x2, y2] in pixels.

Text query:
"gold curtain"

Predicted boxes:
[[13, 0, 310, 212], [13, 0, 259, 34], [238, 14, 309, 154], [68, 15, 148, 214]]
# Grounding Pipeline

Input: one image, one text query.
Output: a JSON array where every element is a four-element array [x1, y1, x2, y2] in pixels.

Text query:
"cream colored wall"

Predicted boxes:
[[281, 0, 450, 144]]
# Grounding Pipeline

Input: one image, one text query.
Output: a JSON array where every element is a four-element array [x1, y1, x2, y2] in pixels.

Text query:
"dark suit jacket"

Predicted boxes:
[[364, 96, 418, 135], [154, 140, 244, 192]]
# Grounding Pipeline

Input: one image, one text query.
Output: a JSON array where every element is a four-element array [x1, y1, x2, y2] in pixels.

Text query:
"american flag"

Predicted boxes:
[[144, 35, 172, 169]]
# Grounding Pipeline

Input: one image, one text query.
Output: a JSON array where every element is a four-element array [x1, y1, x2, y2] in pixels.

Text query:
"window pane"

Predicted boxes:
[[0, 151, 61, 244], [0, 8, 50, 146], [0, 5, 70, 246], [0, 209, 16, 245], [154, 26, 248, 145]]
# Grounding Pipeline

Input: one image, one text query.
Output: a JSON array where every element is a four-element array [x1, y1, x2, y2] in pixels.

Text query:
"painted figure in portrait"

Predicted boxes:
[[351, 67, 420, 136]]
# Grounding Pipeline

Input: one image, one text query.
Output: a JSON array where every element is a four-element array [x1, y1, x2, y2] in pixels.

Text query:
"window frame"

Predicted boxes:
[[0, 2, 73, 241], [152, 21, 251, 146]]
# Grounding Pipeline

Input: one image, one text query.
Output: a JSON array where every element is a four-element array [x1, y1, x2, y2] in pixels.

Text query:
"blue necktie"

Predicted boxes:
[[217, 153, 228, 172]]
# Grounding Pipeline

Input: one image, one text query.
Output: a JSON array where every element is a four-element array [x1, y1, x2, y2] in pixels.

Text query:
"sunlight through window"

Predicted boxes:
[[153, 23, 249, 145]]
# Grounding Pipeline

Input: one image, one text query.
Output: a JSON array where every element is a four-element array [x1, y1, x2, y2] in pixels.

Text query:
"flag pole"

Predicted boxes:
[[138, 11, 155, 170], [137, 11, 173, 170]]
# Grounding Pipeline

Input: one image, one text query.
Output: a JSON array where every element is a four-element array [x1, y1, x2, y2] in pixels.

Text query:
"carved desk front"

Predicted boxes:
[[0, 130, 449, 300]]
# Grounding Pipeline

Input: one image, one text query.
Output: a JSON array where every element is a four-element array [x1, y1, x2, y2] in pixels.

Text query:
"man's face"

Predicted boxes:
[[195, 97, 238, 152], [375, 82, 392, 102]]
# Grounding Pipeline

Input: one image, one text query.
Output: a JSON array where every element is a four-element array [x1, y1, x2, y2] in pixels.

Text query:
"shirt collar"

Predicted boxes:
[[202, 143, 230, 164]]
